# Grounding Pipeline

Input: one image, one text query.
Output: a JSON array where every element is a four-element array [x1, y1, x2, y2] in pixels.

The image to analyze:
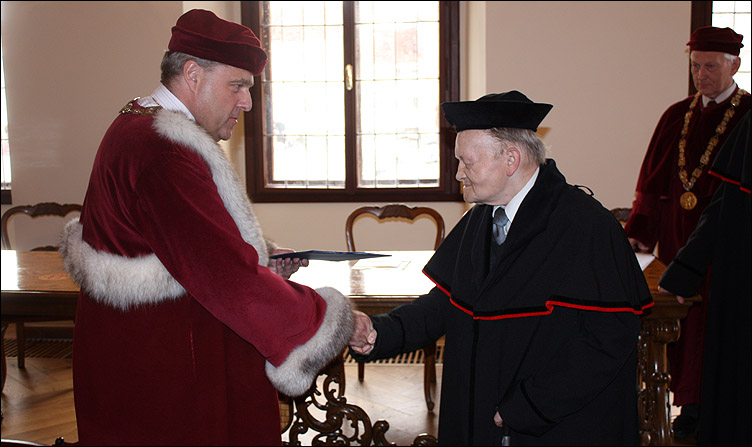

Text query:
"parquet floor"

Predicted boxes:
[[1, 334, 697, 446], [1, 357, 78, 444], [0, 344, 440, 446]]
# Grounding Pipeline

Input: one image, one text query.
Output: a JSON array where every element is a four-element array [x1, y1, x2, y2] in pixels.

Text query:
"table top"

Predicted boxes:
[[290, 250, 436, 298], [0, 250, 438, 318], [1, 250, 79, 319], [1, 250, 80, 294], [1, 249, 696, 319]]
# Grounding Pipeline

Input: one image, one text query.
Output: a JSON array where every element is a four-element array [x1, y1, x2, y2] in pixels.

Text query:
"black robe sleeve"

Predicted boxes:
[[660, 111, 752, 297], [349, 286, 449, 362]]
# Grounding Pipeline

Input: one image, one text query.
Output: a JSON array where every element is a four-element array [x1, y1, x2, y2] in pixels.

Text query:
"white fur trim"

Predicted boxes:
[[265, 287, 355, 397], [60, 219, 184, 310]]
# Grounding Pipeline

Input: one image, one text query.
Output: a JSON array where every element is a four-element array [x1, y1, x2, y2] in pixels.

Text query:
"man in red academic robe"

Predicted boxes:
[[59, 10, 353, 445], [624, 26, 750, 440]]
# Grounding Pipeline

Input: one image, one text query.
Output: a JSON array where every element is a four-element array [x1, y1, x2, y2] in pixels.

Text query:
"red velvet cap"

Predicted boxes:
[[687, 26, 744, 56], [168, 9, 268, 75]]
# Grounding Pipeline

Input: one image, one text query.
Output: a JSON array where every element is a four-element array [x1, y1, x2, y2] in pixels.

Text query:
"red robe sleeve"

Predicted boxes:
[[132, 148, 324, 367], [625, 99, 689, 251]]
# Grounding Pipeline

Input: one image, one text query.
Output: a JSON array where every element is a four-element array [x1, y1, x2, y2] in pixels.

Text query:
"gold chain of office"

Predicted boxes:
[[677, 88, 746, 210], [119, 97, 162, 116]]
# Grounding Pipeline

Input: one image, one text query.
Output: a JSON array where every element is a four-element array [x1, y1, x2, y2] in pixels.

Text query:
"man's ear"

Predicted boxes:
[[504, 146, 522, 176], [182, 60, 201, 92], [730, 56, 741, 76]]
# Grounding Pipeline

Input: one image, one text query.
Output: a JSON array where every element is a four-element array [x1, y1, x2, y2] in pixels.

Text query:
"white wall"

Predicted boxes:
[[1, 1, 183, 250], [469, 0, 690, 209], [2, 1, 692, 251]]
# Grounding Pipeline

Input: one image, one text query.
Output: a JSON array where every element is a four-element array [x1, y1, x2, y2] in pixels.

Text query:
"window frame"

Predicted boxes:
[[689, 1, 713, 96], [1, 38, 12, 205], [241, 1, 461, 203]]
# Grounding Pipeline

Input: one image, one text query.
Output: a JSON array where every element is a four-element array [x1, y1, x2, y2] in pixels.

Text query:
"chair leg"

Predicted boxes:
[[358, 361, 365, 382], [16, 322, 25, 369], [423, 342, 437, 412], [2, 322, 8, 391]]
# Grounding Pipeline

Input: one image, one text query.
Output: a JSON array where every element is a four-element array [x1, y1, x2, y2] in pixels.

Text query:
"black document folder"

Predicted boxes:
[[269, 250, 390, 261]]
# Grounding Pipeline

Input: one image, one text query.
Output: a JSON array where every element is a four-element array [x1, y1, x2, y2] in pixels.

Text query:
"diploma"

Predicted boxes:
[[269, 250, 390, 262]]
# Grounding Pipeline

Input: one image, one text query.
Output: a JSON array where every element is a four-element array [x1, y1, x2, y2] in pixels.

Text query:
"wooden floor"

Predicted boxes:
[[1, 338, 697, 446], [0, 354, 440, 446], [1, 357, 78, 445]]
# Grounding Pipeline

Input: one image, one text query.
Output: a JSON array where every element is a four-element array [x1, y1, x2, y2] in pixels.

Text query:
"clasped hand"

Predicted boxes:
[[349, 310, 377, 355]]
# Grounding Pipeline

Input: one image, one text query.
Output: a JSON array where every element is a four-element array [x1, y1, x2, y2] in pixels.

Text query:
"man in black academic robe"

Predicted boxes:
[[349, 91, 653, 446], [660, 111, 751, 446]]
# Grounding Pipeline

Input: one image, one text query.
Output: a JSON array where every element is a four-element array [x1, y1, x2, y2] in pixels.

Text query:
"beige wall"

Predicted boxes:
[[467, 1, 690, 209], [1, 1, 183, 249], [2, 1, 691, 251]]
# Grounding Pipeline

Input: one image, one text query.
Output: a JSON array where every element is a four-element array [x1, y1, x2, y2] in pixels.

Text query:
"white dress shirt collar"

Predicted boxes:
[[493, 166, 540, 231], [702, 82, 737, 107], [138, 84, 195, 121]]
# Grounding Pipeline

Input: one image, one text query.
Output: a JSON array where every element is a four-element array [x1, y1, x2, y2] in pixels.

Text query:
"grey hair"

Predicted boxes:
[[160, 50, 220, 86], [690, 51, 741, 65], [487, 128, 548, 166], [722, 53, 741, 64]]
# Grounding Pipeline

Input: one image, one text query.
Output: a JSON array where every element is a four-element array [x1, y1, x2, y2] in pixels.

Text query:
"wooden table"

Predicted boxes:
[[290, 250, 436, 315], [0, 249, 699, 446], [639, 258, 701, 446], [1, 250, 79, 390]]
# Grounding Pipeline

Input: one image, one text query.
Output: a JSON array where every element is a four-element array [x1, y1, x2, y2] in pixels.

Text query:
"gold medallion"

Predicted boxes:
[[675, 89, 747, 213], [680, 191, 697, 210]]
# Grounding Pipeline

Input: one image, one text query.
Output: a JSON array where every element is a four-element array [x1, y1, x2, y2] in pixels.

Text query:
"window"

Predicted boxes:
[[1, 37, 12, 204], [242, 1, 460, 202], [712, 1, 750, 91], [690, 1, 751, 93]]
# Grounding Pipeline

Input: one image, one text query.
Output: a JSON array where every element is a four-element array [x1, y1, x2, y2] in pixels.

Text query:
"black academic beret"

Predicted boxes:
[[441, 90, 553, 132]]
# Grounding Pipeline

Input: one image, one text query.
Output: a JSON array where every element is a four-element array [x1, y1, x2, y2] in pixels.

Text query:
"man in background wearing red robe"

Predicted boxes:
[[625, 26, 750, 440]]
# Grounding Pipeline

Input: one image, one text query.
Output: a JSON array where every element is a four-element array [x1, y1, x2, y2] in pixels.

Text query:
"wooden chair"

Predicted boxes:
[[0, 440, 46, 446], [0, 438, 75, 446], [345, 203, 445, 412], [1, 202, 82, 368]]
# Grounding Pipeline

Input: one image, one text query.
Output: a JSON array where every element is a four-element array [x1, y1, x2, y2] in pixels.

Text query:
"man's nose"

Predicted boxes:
[[238, 90, 253, 112]]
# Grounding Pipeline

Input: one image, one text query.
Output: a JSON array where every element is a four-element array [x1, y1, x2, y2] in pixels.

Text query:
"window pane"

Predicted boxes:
[[261, 1, 345, 188], [355, 1, 440, 188], [712, 1, 751, 92], [713, 1, 736, 13], [735, 1, 751, 13]]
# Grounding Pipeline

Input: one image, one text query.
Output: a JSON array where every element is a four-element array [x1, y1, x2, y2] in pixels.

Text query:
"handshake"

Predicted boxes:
[[348, 310, 378, 355]]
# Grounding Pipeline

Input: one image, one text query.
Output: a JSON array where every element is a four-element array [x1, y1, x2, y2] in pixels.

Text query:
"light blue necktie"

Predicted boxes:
[[492, 207, 509, 245]]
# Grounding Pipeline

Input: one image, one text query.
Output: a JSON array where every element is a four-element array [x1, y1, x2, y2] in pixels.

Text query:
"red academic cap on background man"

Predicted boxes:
[[687, 26, 744, 56], [168, 9, 268, 75]]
